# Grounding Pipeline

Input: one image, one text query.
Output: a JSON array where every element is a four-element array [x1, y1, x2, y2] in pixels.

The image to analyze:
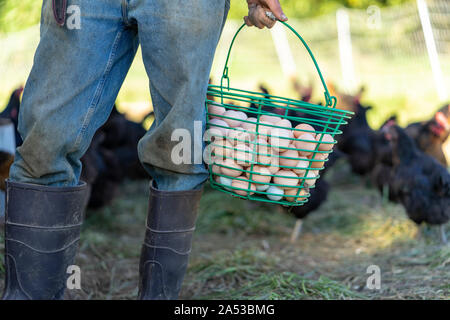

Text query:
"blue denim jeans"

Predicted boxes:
[[9, 0, 230, 191]]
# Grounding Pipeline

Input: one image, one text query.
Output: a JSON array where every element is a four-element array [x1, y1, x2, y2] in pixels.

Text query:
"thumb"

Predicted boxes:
[[265, 0, 287, 21]]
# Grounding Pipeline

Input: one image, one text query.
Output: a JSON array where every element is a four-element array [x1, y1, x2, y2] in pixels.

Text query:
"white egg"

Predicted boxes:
[[266, 186, 284, 201], [219, 176, 233, 191], [222, 110, 243, 127], [208, 118, 229, 136], [207, 104, 226, 119], [260, 114, 282, 124], [256, 184, 270, 191], [275, 119, 292, 129]]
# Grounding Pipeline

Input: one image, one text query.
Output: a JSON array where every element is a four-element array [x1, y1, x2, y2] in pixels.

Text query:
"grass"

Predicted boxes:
[[2, 159, 448, 300]]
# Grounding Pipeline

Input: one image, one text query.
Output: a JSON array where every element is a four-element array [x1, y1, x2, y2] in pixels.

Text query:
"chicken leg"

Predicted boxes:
[[290, 219, 303, 243]]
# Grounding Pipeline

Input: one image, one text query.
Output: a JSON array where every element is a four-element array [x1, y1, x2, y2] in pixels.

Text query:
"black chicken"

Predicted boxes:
[[384, 124, 450, 243], [284, 149, 342, 242], [337, 102, 377, 176], [0, 86, 23, 146]]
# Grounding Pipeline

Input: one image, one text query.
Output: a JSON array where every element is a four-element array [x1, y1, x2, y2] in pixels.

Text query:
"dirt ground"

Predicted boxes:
[[0, 161, 449, 300]]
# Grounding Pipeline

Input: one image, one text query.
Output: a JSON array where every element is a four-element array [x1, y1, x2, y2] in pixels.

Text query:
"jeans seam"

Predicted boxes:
[[72, 28, 124, 152]]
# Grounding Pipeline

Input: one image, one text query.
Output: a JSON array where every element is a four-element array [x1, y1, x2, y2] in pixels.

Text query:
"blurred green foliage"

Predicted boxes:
[[0, 0, 413, 33]]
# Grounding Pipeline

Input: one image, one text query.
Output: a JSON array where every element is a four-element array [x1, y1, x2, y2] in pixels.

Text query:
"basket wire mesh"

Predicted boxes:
[[205, 22, 353, 206]]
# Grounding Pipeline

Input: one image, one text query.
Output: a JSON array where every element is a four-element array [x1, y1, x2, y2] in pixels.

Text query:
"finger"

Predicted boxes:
[[244, 16, 253, 26], [265, 0, 287, 21]]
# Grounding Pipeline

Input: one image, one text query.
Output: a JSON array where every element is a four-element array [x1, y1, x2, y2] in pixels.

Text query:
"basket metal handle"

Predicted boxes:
[[220, 22, 337, 108]]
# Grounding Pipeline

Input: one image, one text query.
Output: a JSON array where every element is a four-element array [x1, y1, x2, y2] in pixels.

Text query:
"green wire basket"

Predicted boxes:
[[205, 22, 353, 206]]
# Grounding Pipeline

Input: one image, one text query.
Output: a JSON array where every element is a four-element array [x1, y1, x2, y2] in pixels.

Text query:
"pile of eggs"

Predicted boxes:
[[206, 103, 335, 204]]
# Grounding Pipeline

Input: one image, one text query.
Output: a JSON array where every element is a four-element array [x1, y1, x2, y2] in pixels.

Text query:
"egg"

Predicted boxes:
[[279, 146, 300, 168], [255, 138, 271, 164], [231, 177, 256, 196], [219, 176, 233, 191], [273, 170, 299, 189], [210, 140, 233, 161], [256, 184, 270, 191], [256, 121, 273, 140], [208, 118, 229, 136], [266, 186, 284, 201], [204, 127, 226, 143], [292, 157, 310, 176], [245, 165, 272, 184], [304, 170, 318, 187], [242, 117, 257, 130], [227, 128, 254, 145], [222, 110, 245, 127], [293, 123, 316, 138], [294, 133, 318, 156], [275, 119, 292, 129], [270, 128, 291, 152], [234, 143, 254, 166], [211, 162, 222, 175], [207, 104, 226, 118], [235, 111, 248, 121], [310, 158, 325, 169], [220, 159, 243, 177], [316, 133, 335, 151], [260, 114, 282, 124], [284, 188, 308, 202], [314, 152, 329, 161]]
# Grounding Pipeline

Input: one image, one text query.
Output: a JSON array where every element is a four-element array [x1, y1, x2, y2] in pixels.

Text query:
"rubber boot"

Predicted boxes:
[[138, 182, 202, 300], [2, 180, 88, 300]]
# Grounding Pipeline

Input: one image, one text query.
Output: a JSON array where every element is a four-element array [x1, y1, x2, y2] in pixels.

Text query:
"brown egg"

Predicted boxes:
[[279, 147, 300, 168], [245, 165, 272, 184], [292, 157, 310, 176], [220, 159, 244, 177], [234, 143, 255, 166], [273, 170, 299, 189], [310, 159, 325, 169], [210, 140, 233, 161], [294, 133, 318, 156], [231, 177, 256, 196], [207, 104, 226, 118], [270, 128, 291, 152], [211, 161, 222, 175], [255, 138, 270, 164], [316, 133, 335, 151], [314, 152, 329, 161], [293, 123, 316, 138], [284, 188, 308, 202], [227, 128, 255, 145]]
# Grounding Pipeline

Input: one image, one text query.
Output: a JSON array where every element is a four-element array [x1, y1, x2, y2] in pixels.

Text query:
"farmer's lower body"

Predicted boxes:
[[2, 0, 229, 300]]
